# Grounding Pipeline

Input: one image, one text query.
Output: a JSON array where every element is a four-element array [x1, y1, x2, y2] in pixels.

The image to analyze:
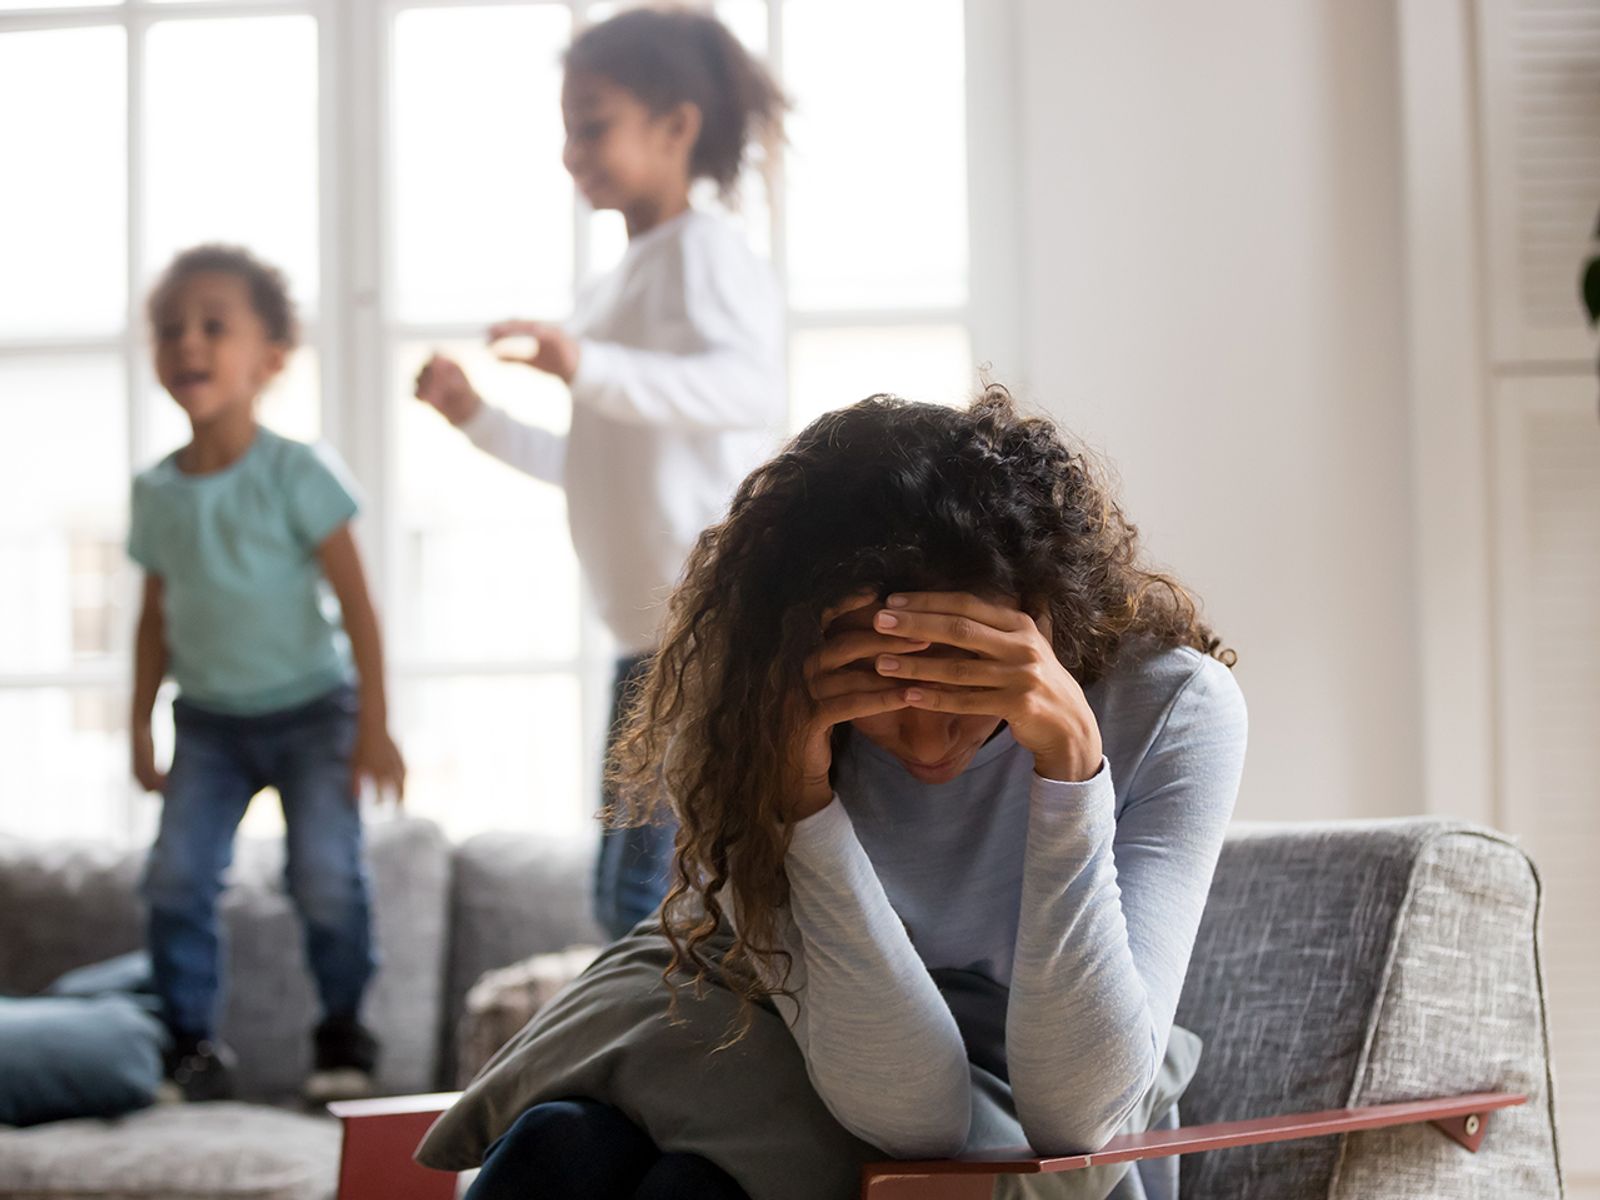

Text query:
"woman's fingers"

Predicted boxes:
[[811, 629, 930, 676], [873, 607, 1016, 660], [815, 681, 912, 728], [820, 589, 881, 632], [899, 684, 1011, 718], [885, 591, 1032, 632], [872, 590, 1041, 660], [874, 652, 1009, 689], [809, 666, 903, 702], [876, 592, 1037, 659]]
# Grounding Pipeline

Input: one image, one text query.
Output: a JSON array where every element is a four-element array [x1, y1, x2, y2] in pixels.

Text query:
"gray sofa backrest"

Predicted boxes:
[[0, 818, 452, 1101], [0, 813, 1565, 1198], [441, 832, 604, 1084], [1175, 818, 1562, 1199]]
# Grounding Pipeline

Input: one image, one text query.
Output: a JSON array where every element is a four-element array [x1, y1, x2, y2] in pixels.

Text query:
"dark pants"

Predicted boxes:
[[466, 1099, 749, 1200], [593, 653, 677, 940], [139, 685, 376, 1038]]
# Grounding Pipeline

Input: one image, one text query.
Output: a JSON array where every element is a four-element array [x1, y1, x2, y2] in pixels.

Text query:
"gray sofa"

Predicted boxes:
[[0, 818, 602, 1200], [0, 817, 1565, 1200]]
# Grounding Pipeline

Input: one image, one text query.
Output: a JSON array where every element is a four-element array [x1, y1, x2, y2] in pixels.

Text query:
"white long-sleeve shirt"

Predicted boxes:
[[770, 644, 1247, 1169], [460, 210, 786, 654]]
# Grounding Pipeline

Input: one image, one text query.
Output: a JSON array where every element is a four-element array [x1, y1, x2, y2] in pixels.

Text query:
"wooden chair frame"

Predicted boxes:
[[329, 1090, 1525, 1199]]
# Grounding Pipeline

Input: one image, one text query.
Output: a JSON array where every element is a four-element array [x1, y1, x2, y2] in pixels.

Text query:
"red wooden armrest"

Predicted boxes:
[[329, 1091, 462, 1200], [328, 1089, 1525, 1200], [859, 1091, 1526, 1199]]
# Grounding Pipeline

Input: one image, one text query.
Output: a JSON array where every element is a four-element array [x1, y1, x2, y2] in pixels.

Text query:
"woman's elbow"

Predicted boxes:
[[823, 1063, 970, 1159], [1017, 1108, 1126, 1157], [861, 1105, 970, 1161], [1013, 1063, 1152, 1154]]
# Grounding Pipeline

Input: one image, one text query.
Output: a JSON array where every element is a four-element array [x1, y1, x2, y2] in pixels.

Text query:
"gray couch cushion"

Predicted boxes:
[[442, 832, 603, 1083], [0, 818, 450, 1101], [222, 817, 451, 1098], [0, 840, 144, 997], [1174, 819, 1561, 1199], [0, 1102, 338, 1200]]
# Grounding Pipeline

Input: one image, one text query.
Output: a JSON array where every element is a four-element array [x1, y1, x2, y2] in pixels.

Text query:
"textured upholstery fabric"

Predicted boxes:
[[441, 833, 604, 1083], [0, 817, 1560, 1200], [1174, 819, 1562, 1200], [0, 840, 145, 997], [0, 1102, 338, 1200], [0, 818, 450, 1100], [456, 945, 602, 1087]]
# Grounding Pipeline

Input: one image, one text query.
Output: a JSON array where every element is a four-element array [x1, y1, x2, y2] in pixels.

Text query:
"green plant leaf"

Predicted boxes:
[[1585, 256, 1600, 326]]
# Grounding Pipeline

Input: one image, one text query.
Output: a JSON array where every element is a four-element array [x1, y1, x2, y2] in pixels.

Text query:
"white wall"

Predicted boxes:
[[1015, 1, 1423, 821]]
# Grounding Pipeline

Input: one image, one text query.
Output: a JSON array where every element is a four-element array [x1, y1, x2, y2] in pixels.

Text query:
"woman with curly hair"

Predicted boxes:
[[420, 389, 1248, 1200]]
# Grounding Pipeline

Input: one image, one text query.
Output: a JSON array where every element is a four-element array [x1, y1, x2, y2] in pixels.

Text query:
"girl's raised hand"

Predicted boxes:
[[872, 592, 1104, 783], [487, 319, 581, 384], [413, 353, 483, 426]]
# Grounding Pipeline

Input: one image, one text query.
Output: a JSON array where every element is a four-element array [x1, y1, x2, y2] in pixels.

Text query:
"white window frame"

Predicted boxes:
[[0, 0, 1023, 841]]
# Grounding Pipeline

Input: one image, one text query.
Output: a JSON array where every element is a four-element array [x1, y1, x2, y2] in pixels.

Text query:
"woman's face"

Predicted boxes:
[[829, 602, 1005, 786]]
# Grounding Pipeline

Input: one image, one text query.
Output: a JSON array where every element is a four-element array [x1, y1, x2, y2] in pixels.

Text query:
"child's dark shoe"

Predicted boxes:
[[159, 1034, 238, 1103], [304, 1014, 380, 1104]]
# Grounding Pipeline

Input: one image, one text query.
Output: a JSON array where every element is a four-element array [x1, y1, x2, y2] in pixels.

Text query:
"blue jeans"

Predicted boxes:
[[594, 654, 677, 940], [467, 1099, 748, 1200], [140, 685, 376, 1039]]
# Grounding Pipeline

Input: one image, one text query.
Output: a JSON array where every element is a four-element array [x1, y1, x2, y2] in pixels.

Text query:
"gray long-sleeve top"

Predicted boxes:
[[769, 643, 1247, 1160]]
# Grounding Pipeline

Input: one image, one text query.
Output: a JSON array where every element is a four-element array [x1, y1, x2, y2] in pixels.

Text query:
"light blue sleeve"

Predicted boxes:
[[1006, 656, 1247, 1153], [775, 801, 973, 1158], [126, 475, 160, 574], [285, 441, 361, 551]]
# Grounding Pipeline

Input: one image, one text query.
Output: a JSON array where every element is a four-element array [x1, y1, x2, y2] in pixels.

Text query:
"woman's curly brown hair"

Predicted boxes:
[[610, 388, 1232, 1032]]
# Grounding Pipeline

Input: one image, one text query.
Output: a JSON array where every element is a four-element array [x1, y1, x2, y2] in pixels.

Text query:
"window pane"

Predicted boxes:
[[396, 341, 580, 663], [0, 26, 125, 338], [392, 6, 573, 324], [0, 0, 117, 9], [0, 687, 133, 841], [145, 347, 323, 463], [143, 17, 319, 316], [0, 357, 129, 672], [398, 675, 589, 841], [716, 0, 767, 56], [789, 324, 973, 432], [783, 0, 967, 310]]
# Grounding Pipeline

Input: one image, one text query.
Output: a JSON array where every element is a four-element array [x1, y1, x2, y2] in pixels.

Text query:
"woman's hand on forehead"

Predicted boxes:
[[811, 590, 930, 678], [868, 591, 1104, 783], [870, 592, 1033, 660]]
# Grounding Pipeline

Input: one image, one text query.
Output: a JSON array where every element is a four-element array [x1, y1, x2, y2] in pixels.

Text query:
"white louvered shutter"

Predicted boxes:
[[1479, 0, 1600, 367], [1478, 0, 1600, 1183]]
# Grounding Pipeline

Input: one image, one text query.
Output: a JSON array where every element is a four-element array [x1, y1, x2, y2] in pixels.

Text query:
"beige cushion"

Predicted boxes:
[[455, 946, 600, 1088], [0, 1102, 338, 1200]]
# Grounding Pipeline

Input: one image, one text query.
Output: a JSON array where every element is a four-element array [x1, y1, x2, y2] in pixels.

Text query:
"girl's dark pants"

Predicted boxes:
[[592, 653, 675, 940]]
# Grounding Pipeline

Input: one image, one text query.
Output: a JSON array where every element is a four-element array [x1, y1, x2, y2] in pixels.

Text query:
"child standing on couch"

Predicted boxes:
[[128, 245, 405, 1104], [412, 6, 788, 941]]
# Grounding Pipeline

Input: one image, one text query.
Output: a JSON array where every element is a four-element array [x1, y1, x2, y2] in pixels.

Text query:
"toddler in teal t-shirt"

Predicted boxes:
[[127, 245, 404, 1106]]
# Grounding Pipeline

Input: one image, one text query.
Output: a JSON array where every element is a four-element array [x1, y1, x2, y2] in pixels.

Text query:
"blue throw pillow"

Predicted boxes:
[[46, 950, 157, 1007], [0, 994, 167, 1127]]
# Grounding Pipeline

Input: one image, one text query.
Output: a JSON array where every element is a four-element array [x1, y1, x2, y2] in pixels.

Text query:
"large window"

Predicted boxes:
[[0, 0, 1002, 844]]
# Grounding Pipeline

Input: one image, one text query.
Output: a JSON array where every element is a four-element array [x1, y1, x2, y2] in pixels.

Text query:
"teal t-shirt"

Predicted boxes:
[[127, 427, 361, 716]]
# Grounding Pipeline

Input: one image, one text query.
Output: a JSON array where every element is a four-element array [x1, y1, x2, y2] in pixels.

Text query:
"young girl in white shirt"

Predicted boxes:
[[414, 7, 787, 940]]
